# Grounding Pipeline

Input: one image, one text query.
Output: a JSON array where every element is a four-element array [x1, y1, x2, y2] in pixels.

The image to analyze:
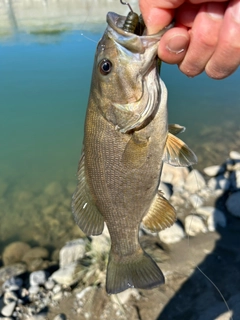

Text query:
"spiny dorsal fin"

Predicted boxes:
[[72, 153, 104, 236], [122, 133, 149, 169], [168, 124, 185, 135], [142, 191, 176, 232], [163, 132, 198, 167]]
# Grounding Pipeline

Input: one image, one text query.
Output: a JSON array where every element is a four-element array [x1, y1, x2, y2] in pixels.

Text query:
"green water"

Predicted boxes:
[[1, 19, 240, 250]]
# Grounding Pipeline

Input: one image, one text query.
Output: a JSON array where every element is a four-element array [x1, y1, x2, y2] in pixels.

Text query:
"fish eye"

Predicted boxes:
[[99, 59, 112, 75]]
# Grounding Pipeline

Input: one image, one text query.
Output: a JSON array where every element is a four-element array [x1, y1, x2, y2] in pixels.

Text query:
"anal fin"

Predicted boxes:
[[163, 132, 198, 167], [72, 153, 104, 236], [142, 191, 176, 232]]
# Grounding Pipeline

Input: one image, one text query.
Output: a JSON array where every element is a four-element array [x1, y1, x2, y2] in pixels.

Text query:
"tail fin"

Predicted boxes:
[[106, 251, 164, 294]]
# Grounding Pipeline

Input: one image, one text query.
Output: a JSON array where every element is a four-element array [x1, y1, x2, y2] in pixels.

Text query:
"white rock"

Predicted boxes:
[[229, 150, 240, 160], [52, 284, 62, 294], [60, 239, 86, 268], [75, 286, 93, 300], [2, 277, 23, 291], [226, 191, 240, 217], [185, 215, 208, 236], [51, 262, 83, 286], [161, 163, 189, 187], [203, 165, 225, 177], [1, 301, 16, 317], [44, 279, 55, 290], [219, 178, 230, 191], [28, 285, 40, 295], [208, 175, 230, 191], [159, 223, 185, 244], [3, 291, 18, 305], [111, 288, 140, 305], [184, 170, 206, 193], [189, 194, 204, 208], [215, 310, 233, 320], [158, 181, 171, 200], [197, 206, 227, 231], [30, 270, 47, 286], [91, 224, 110, 255]]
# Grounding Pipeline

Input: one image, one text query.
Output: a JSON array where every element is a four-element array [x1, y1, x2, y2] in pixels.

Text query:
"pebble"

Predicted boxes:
[[28, 285, 40, 295], [229, 150, 240, 160], [52, 284, 62, 294], [75, 286, 93, 301], [44, 279, 55, 290], [185, 215, 208, 236], [1, 301, 16, 317], [159, 223, 185, 244], [53, 314, 67, 320], [203, 165, 225, 177], [59, 239, 87, 268], [226, 191, 240, 217], [184, 170, 206, 193], [189, 194, 204, 208], [3, 291, 18, 305], [52, 291, 63, 301], [2, 277, 23, 291], [30, 270, 48, 286]]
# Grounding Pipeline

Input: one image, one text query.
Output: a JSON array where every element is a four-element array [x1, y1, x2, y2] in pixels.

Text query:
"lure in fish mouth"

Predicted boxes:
[[72, 8, 197, 294]]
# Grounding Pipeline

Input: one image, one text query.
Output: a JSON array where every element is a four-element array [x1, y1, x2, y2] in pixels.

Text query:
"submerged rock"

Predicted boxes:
[[2, 242, 31, 266]]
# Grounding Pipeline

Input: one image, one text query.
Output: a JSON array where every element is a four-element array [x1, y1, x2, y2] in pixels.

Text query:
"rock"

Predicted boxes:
[[185, 215, 208, 236], [184, 170, 206, 193], [111, 288, 140, 305], [158, 181, 171, 200], [22, 247, 49, 264], [1, 301, 16, 317], [0, 264, 27, 284], [229, 150, 240, 160], [53, 313, 67, 320], [51, 262, 84, 286], [208, 175, 230, 191], [189, 194, 204, 208], [44, 279, 55, 290], [226, 191, 240, 217], [161, 163, 189, 187], [230, 170, 240, 190], [44, 181, 63, 196], [29, 270, 48, 286], [59, 239, 87, 268], [52, 284, 62, 294], [91, 224, 110, 255], [2, 277, 23, 291], [215, 311, 233, 320], [203, 165, 225, 177], [28, 285, 40, 295], [196, 207, 227, 232], [2, 242, 31, 266], [3, 291, 18, 305], [75, 286, 93, 301], [159, 223, 185, 244]]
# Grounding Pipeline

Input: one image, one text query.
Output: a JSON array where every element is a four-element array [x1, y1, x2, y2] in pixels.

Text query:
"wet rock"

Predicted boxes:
[[44, 181, 63, 196], [59, 239, 87, 268], [51, 262, 84, 286], [159, 223, 185, 244], [53, 314, 67, 320], [1, 301, 16, 317], [2, 277, 23, 291], [22, 247, 49, 264], [203, 165, 225, 177], [2, 242, 31, 266], [226, 191, 240, 217], [29, 270, 48, 286], [185, 215, 208, 236], [229, 150, 240, 160], [0, 264, 27, 284], [184, 170, 206, 193]]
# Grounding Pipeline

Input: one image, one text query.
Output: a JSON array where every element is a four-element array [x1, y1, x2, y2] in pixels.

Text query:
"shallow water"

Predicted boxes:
[[1, 0, 240, 250]]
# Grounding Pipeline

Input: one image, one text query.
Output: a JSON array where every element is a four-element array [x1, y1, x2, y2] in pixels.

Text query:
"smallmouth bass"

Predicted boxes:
[[72, 11, 197, 294]]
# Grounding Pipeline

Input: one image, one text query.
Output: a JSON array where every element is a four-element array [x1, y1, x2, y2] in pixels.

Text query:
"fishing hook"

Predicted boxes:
[[120, 0, 133, 13]]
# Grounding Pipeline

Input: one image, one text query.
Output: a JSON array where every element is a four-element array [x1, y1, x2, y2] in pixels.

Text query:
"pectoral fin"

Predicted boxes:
[[72, 153, 104, 236], [142, 191, 176, 232], [163, 132, 197, 167], [168, 124, 185, 135], [122, 133, 149, 169]]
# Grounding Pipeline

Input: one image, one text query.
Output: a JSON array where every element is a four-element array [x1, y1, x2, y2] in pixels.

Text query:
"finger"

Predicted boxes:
[[139, 0, 185, 34], [179, 2, 225, 77], [158, 28, 190, 64], [205, 0, 240, 79], [176, 3, 202, 27]]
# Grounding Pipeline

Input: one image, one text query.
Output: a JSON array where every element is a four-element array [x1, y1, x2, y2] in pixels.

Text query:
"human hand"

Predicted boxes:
[[139, 0, 240, 79]]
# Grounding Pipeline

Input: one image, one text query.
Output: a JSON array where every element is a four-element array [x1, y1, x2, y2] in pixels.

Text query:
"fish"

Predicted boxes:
[[72, 11, 197, 294]]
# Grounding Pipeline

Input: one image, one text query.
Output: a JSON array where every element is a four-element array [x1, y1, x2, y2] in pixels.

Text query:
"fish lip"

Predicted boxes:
[[106, 12, 172, 54]]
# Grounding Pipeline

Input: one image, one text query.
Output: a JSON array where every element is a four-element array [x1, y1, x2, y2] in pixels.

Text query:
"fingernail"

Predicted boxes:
[[207, 2, 224, 20], [166, 35, 189, 54], [231, 0, 240, 24]]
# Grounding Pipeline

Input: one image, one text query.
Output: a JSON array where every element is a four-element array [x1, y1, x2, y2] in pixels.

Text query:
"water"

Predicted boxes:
[[0, 0, 240, 250]]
